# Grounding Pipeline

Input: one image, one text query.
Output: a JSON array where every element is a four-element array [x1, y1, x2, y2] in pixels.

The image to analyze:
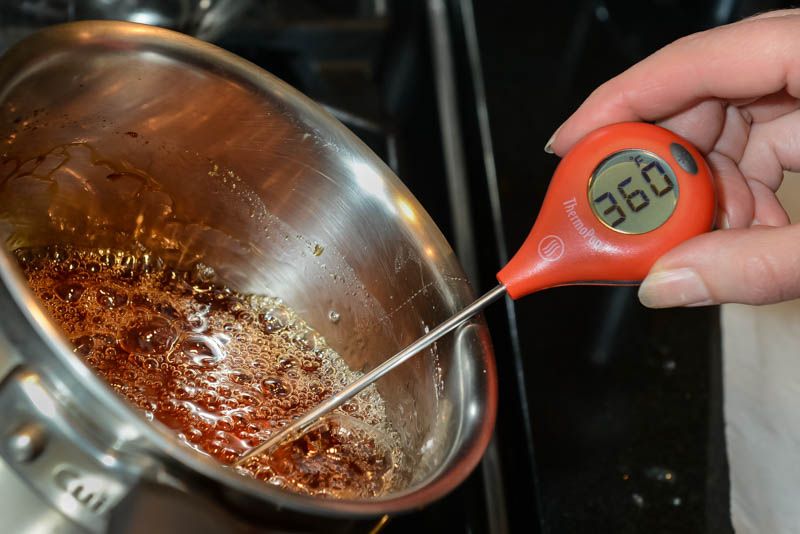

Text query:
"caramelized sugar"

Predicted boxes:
[[17, 246, 407, 498]]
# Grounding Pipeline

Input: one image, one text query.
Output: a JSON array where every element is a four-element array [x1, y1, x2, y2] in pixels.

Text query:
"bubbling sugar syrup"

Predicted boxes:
[[16, 245, 409, 499]]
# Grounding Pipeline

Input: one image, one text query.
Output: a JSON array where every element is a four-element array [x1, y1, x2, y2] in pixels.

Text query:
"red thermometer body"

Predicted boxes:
[[498, 122, 715, 299], [235, 122, 717, 463]]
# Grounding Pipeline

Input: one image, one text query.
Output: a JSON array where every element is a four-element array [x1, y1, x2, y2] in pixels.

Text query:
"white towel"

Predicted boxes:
[[723, 173, 800, 533]]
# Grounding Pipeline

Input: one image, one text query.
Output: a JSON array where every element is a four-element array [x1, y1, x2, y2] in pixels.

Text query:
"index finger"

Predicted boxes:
[[550, 14, 800, 155]]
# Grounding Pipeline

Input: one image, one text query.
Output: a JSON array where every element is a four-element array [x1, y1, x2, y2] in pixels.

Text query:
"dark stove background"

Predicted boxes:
[[1, 1, 794, 532]]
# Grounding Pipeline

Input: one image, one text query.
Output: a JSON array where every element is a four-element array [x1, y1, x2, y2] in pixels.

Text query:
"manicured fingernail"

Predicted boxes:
[[544, 126, 561, 154], [638, 268, 714, 308]]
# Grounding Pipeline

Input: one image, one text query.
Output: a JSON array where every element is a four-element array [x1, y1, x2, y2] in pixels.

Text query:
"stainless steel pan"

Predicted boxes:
[[0, 21, 497, 532]]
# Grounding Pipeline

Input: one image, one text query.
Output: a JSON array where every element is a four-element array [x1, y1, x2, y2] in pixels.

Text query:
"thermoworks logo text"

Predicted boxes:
[[563, 197, 603, 248]]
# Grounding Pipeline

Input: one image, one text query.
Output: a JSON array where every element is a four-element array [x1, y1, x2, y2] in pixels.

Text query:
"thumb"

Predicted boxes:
[[638, 225, 800, 308]]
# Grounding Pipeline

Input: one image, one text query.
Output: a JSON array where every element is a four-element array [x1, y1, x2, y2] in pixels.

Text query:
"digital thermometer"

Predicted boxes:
[[235, 122, 716, 464], [498, 121, 715, 298]]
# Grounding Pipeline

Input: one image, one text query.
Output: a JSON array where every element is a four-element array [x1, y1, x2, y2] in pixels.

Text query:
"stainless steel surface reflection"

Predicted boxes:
[[0, 0, 249, 47], [0, 21, 497, 531]]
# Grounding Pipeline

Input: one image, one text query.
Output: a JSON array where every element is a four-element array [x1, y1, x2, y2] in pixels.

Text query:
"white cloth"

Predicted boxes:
[[723, 173, 800, 533]]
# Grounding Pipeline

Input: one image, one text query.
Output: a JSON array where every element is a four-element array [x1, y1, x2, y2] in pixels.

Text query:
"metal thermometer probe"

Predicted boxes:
[[234, 285, 506, 466], [234, 122, 716, 467]]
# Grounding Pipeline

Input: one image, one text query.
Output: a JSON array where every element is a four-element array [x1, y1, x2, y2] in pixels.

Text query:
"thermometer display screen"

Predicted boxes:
[[588, 150, 679, 234]]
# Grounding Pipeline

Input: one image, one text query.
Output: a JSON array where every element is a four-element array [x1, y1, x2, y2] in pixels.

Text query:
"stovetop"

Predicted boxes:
[[2, 1, 794, 532]]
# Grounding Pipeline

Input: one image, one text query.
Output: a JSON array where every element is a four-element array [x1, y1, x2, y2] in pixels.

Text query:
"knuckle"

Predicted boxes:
[[739, 253, 793, 304]]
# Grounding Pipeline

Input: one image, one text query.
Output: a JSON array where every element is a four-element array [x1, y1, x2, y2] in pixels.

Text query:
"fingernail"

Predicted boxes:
[[544, 126, 562, 154], [638, 268, 714, 308], [719, 212, 730, 229]]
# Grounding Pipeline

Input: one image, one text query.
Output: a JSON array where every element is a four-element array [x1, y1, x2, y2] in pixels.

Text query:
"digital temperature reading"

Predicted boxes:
[[588, 150, 679, 234]]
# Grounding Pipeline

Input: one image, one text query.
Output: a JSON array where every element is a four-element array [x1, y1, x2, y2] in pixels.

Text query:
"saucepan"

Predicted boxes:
[[0, 21, 497, 532]]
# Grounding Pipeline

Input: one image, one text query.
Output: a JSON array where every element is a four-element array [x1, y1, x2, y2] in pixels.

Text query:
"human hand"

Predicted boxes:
[[547, 9, 800, 307]]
